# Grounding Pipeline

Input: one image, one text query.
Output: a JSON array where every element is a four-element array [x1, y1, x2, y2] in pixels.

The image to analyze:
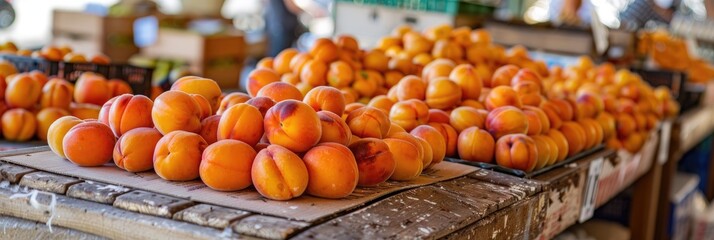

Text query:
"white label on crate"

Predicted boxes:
[[579, 157, 604, 223], [658, 121, 672, 165]]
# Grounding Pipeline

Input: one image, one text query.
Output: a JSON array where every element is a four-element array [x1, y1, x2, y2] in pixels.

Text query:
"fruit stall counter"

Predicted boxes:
[[0, 146, 547, 239], [0, 141, 669, 239]]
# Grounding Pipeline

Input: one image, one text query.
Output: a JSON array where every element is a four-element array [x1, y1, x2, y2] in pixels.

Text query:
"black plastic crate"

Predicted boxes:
[[631, 67, 702, 113], [0, 54, 60, 76], [0, 54, 153, 96]]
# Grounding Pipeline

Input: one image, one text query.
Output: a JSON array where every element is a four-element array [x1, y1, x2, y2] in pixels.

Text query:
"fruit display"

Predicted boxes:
[[42, 23, 682, 203], [0, 42, 111, 64], [48, 74, 446, 201], [638, 29, 714, 83], [0, 60, 133, 142]]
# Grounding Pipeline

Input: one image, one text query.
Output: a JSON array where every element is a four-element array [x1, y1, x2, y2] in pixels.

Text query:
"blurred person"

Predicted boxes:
[[619, 0, 682, 29], [264, 0, 329, 57]]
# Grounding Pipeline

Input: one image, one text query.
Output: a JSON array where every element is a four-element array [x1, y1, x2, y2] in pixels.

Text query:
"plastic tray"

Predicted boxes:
[[446, 144, 605, 178]]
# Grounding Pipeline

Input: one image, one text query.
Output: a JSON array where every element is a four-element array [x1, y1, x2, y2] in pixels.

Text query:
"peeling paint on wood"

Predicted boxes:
[[0, 215, 106, 240], [174, 204, 251, 229], [18, 172, 81, 194], [232, 215, 310, 240], [0, 162, 36, 183], [113, 190, 194, 218], [66, 181, 131, 204]]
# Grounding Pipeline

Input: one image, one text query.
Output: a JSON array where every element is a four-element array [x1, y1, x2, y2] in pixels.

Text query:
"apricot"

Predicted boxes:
[[495, 134, 537, 172], [425, 78, 462, 109], [317, 111, 352, 145], [384, 71, 404, 88], [6, 74, 41, 109], [426, 109, 449, 124], [346, 106, 390, 139], [74, 73, 111, 106], [389, 99, 429, 132], [531, 135, 554, 169], [290, 53, 313, 76], [388, 57, 415, 75], [349, 138, 396, 186], [199, 139, 256, 191], [153, 131, 207, 181], [485, 86, 522, 111], [36, 108, 69, 141], [90, 54, 110, 64], [615, 114, 637, 139], [491, 65, 519, 87], [252, 145, 309, 200], [389, 132, 425, 166], [366, 96, 394, 115], [246, 68, 280, 97], [551, 98, 575, 122], [485, 106, 529, 139], [413, 136, 434, 168], [152, 91, 202, 134], [104, 94, 154, 137], [264, 100, 322, 152], [327, 61, 354, 88], [403, 31, 432, 56], [2, 109, 36, 141], [256, 82, 303, 103], [245, 96, 275, 117], [422, 59, 455, 82], [300, 60, 328, 86], [47, 116, 83, 158], [303, 143, 359, 198], [199, 115, 221, 145], [514, 81, 542, 106], [395, 75, 427, 101], [336, 35, 359, 53], [217, 92, 251, 114], [281, 73, 300, 85], [69, 103, 100, 120], [411, 125, 447, 165], [274, 48, 299, 75], [256, 57, 274, 69], [303, 86, 346, 116], [457, 127, 495, 163], [450, 106, 485, 133], [171, 76, 222, 112], [351, 70, 379, 97], [385, 123, 405, 137], [62, 121, 115, 166], [432, 39, 463, 61], [113, 127, 162, 172], [363, 50, 389, 72], [310, 38, 339, 62], [560, 122, 587, 157], [217, 103, 264, 146], [428, 122, 458, 158], [540, 100, 564, 129], [384, 138, 423, 181], [107, 79, 133, 97], [460, 99, 485, 110], [40, 78, 73, 110], [450, 64, 483, 100], [580, 119, 604, 149], [622, 133, 645, 153]]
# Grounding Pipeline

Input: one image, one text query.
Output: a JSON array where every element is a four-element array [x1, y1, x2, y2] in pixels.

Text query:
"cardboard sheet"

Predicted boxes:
[[1, 149, 477, 222]]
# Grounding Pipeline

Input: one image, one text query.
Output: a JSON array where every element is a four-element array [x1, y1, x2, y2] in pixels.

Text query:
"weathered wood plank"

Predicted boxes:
[[113, 190, 195, 218], [232, 215, 310, 240], [18, 172, 81, 194], [434, 177, 524, 217], [467, 169, 542, 195], [0, 146, 50, 157], [294, 186, 483, 240], [0, 162, 36, 183], [174, 204, 251, 229], [0, 185, 247, 239], [0, 215, 106, 240], [66, 181, 131, 204], [445, 192, 547, 239]]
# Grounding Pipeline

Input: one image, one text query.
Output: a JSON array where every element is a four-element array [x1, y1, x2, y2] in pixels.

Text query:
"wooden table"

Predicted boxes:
[[0, 130, 664, 240]]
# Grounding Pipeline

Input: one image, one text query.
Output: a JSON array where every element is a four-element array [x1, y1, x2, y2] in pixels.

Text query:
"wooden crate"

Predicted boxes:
[[140, 29, 246, 88], [534, 149, 617, 239], [52, 10, 139, 63]]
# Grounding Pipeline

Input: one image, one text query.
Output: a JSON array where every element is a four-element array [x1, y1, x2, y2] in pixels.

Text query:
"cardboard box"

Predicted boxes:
[[669, 173, 700, 240], [52, 10, 139, 63], [141, 29, 245, 88]]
